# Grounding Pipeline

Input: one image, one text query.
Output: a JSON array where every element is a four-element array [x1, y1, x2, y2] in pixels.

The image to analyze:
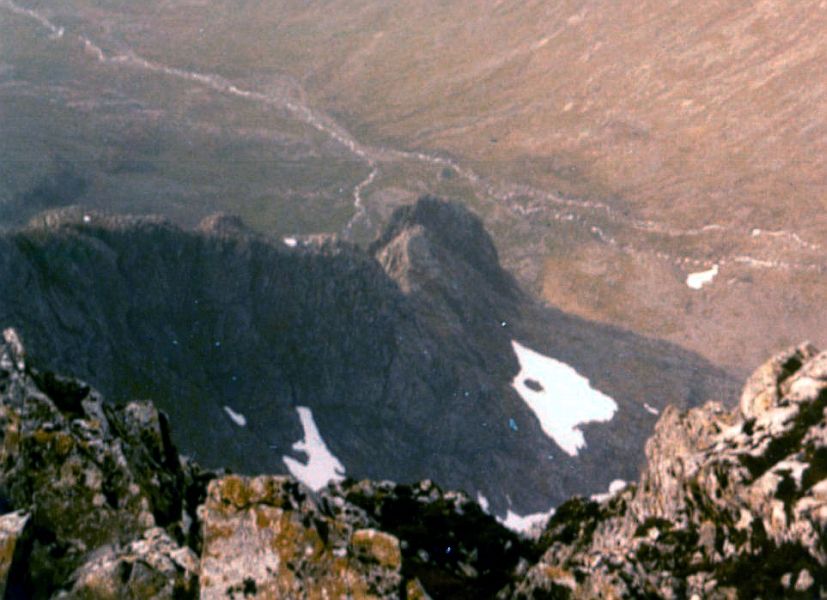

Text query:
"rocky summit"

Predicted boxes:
[[0, 198, 736, 516], [1, 325, 826, 598]]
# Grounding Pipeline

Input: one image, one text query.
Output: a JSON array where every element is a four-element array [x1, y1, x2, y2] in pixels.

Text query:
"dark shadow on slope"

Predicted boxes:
[[0, 199, 738, 515]]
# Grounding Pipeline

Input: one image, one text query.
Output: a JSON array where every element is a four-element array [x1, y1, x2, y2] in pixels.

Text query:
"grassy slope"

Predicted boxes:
[[3, 0, 826, 372], [84, 0, 827, 233]]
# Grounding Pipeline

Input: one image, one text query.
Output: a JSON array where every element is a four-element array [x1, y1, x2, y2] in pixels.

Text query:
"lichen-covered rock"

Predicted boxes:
[[0, 329, 202, 598], [508, 345, 827, 599], [3, 326, 825, 599], [56, 527, 199, 599], [351, 529, 403, 569], [198, 475, 402, 599], [337, 478, 537, 600], [0, 510, 31, 598], [739, 342, 820, 420], [405, 577, 433, 599]]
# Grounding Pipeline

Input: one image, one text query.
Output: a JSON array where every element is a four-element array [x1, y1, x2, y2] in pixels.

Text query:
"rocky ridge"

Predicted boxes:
[[1, 327, 825, 598], [0, 198, 737, 515]]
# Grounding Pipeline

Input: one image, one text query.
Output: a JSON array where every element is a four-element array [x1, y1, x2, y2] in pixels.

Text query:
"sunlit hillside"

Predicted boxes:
[[1, 0, 825, 372]]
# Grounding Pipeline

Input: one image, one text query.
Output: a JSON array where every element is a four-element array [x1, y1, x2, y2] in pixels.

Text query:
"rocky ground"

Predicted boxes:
[[0, 328, 533, 599], [1, 322, 825, 597], [505, 343, 827, 599]]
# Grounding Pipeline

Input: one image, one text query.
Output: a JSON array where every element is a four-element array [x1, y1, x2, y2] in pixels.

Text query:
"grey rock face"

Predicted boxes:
[[508, 345, 827, 599], [0, 198, 737, 514]]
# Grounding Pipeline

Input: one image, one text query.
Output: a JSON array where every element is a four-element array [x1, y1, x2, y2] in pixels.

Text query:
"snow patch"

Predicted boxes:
[[283, 406, 345, 491], [590, 479, 627, 502], [686, 264, 719, 289], [223, 406, 247, 427], [510, 341, 617, 456], [480, 494, 556, 537], [283, 237, 298, 247], [609, 479, 627, 494], [644, 402, 660, 416], [498, 507, 555, 537]]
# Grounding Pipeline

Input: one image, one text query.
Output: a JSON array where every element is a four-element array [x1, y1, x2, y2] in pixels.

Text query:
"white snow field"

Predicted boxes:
[[499, 507, 556, 537], [590, 479, 628, 502], [282, 406, 346, 491], [686, 264, 719, 290], [511, 341, 618, 456]]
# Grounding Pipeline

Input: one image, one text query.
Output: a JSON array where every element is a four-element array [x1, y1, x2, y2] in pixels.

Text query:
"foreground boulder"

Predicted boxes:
[[0, 510, 31, 598], [198, 475, 403, 599], [0, 327, 204, 598]]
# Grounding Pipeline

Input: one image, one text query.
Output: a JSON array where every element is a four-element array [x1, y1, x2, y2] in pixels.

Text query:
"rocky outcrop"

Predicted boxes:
[[0, 327, 204, 598], [0, 325, 825, 598], [0, 511, 31, 598], [508, 344, 827, 599], [0, 329, 535, 598], [335, 478, 535, 600], [195, 474, 536, 599], [57, 527, 200, 599], [0, 199, 737, 515], [197, 475, 404, 599]]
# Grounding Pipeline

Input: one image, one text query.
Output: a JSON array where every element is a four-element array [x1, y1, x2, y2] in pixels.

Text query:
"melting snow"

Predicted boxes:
[[283, 237, 298, 248], [590, 479, 627, 502], [644, 402, 660, 416], [686, 264, 719, 290], [499, 507, 556, 537], [282, 406, 345, 491], [609, 479, 627, 494], [510, 341, 617, 456], [478, 493, 553, 537], [223, 406, 247, 427]]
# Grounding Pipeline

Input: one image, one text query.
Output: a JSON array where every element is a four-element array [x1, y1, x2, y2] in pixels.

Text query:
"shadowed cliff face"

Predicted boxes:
[[0, 198, 737, 514]]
